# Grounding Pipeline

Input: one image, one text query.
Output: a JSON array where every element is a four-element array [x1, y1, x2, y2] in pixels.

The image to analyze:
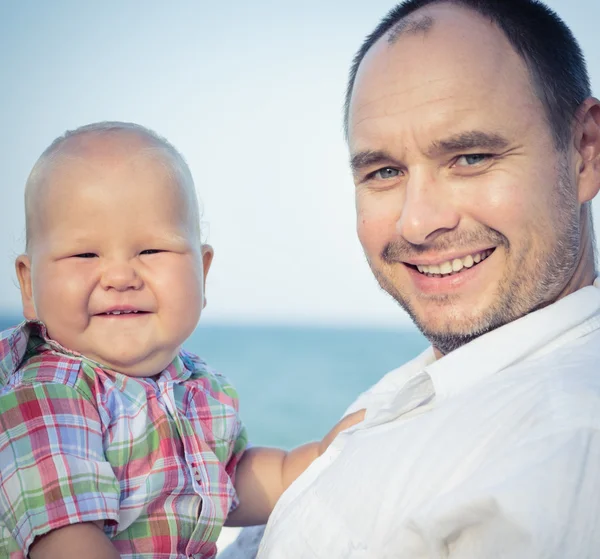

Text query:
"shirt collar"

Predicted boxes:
[[0, 320, 67, 382], [345, 345, 435, 417], [0, 320, 29, 384], [426, 277, 600, 402], [160, 352, 193, 383], [0, 319, 192, 384]]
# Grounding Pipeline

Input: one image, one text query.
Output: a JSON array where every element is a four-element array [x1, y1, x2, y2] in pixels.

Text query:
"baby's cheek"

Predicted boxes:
[[154, 260, 203, 330]]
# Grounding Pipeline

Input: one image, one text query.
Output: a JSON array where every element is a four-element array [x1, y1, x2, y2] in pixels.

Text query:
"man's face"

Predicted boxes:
[[348, 5, 582, 354], [17, 133, 212, 376]]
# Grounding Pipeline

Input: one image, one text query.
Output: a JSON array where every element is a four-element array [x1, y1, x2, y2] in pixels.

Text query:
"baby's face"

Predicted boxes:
[[17, 134, 212, 376]]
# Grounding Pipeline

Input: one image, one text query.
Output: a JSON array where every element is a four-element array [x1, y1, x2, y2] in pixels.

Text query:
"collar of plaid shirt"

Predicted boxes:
[[0, 319, 194, 385]]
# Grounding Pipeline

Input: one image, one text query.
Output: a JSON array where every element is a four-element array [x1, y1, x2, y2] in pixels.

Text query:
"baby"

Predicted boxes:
[[0, 122, 363, 559]]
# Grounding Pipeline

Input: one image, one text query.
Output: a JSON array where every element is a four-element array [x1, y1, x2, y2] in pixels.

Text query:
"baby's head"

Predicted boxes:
[[16, 122, 213, 377]]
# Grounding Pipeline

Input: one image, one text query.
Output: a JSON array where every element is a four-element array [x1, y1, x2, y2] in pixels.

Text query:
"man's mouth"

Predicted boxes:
[[408, 249, 494, 278]]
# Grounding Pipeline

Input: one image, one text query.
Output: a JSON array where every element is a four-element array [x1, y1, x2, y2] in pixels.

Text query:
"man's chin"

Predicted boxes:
[[414, 312, 507, 355], [421, 329, 484, 356], [401, 302, 497, 353]]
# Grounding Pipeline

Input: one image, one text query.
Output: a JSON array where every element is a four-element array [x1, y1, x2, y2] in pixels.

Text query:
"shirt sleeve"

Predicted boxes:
[[0, 381, 120, 555], [386, 427, 600, 558]]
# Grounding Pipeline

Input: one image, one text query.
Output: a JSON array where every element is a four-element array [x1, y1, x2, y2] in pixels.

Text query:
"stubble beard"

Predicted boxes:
[[371, 161, 581, 355]]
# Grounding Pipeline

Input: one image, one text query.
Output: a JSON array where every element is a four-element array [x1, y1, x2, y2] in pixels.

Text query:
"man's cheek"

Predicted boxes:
[[357, 215, 391, 257]]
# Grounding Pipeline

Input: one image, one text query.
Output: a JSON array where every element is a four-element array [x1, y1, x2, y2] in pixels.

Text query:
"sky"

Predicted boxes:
[[1, 0, 599, 327]]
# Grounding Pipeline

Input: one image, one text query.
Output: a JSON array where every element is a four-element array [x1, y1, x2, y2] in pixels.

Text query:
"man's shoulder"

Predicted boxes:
[[483, 333, 600, 432], [519, 326, 600, 388]]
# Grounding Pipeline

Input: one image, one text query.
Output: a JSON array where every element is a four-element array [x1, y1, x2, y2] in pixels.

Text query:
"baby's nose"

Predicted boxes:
[[100, 260, 143, 291]]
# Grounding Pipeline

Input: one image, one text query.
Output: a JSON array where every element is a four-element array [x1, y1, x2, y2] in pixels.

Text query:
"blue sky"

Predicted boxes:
[[1, 0, 599, 326]]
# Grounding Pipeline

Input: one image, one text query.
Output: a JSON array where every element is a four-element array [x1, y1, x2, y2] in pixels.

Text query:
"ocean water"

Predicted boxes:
[[0, 315, 428, 448]]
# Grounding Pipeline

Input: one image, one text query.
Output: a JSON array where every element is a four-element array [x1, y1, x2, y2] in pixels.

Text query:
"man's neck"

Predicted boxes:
[[554, 214, 597, 303]]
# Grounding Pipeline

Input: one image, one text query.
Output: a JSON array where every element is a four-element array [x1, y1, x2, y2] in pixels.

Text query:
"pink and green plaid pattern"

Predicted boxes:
[[0, 321, 247, 558]]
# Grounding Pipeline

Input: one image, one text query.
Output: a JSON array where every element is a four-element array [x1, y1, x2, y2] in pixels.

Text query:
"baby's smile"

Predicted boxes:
[[96, 308, 148, 316]]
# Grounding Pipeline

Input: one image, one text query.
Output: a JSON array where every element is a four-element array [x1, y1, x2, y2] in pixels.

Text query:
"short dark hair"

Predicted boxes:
[[344, 0, 591, 151]]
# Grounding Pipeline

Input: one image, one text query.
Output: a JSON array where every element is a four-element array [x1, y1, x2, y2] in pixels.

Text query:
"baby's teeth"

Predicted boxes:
[[108, 310, 138, 315]]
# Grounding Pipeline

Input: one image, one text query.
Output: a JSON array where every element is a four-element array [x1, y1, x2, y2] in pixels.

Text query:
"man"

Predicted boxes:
[[225, 0, 600, 557]]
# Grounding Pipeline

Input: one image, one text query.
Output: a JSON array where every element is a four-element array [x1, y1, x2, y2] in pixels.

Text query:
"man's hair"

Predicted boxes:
[[344, 0, 591, 151], [24, 121, 201, 249]]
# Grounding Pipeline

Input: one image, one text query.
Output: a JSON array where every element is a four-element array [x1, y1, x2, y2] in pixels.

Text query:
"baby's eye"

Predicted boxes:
[[140, 249, 164, 255], [455, 154, 490, 167], [73, 253, 98, 258]]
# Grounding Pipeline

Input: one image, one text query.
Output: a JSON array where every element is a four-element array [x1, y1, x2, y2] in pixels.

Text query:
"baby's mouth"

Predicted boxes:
[[104, 310, 140, 315], [98, 309, 149, 316]]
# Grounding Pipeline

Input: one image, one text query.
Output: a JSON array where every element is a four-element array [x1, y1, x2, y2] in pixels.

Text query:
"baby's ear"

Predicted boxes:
[[15, 255, 37, 320], [201, 244, 214, 308]]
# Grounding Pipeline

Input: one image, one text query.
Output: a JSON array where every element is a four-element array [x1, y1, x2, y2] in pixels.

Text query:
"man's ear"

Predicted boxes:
[[201, 244, 214, 309], [574, 97, 600, 204], [15, 255, 37, 320]]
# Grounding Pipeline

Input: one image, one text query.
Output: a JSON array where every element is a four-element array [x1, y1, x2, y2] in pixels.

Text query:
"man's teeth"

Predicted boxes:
[[106, 310, 139, 315], [416, 249, 493, 277]]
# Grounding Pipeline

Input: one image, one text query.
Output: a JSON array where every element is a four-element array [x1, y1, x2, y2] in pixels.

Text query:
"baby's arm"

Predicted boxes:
[[29, 522, 120, 559], [0, 381, 121, 558], [226, 409, 365, 526]]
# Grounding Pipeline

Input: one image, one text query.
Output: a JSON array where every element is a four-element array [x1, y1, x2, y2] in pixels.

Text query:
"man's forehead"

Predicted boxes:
[[386, 13, 435, 44], [357, 4, 515, 88], [348, 4, 535, 143]]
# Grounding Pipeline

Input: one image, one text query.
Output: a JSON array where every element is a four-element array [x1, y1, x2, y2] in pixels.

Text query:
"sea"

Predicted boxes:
[[0, 315, 428, 449]]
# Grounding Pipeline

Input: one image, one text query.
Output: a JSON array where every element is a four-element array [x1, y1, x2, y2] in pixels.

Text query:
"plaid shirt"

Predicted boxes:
[[0, 321, 247, 559]]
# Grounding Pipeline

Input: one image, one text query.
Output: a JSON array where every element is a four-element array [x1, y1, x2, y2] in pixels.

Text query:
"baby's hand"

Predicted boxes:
[[228, 408, 366, 526], [318, 409, 366, 455]]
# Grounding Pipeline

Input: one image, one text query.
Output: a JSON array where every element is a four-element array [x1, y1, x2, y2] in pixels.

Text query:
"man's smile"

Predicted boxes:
[[408, 248, 495, 278]]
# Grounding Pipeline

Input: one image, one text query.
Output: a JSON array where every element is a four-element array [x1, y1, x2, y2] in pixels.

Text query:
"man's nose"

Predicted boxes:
[[396, 170, 460, 245], [100, 259, 143, 291]]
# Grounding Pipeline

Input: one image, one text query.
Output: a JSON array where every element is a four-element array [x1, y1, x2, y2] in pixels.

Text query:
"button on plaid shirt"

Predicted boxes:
[[0, 321, 247, 558]]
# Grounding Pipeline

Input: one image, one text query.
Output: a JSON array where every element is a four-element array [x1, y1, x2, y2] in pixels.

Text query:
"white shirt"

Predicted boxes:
[[258, 278, 600, 559]]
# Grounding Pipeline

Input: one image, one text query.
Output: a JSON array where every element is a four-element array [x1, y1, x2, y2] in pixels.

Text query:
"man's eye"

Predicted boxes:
[[455, 154, 490, 166], [373, 167, 400, 180], [140, 249, 164, 255], [73, 253, 97, 258]]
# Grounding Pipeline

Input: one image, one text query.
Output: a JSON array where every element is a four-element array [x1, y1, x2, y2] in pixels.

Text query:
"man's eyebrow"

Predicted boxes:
[[350, 150, 399, 174], [350, 132, 509, 173], [428, 131, 510, 157]]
